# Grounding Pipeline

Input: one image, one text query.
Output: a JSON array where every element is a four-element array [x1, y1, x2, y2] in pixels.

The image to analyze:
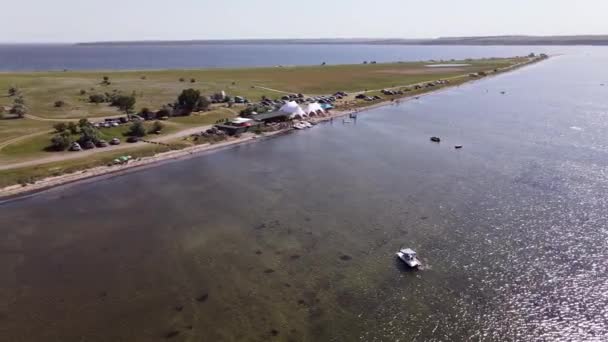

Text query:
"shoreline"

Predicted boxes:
[[0, 56, 546, 202]]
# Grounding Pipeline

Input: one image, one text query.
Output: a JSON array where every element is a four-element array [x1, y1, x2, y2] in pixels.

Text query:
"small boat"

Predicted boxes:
[[430, 137, 441, 143], [349, 113, 358, 119], [293, 123, 307, 130], [454, 145, 463, 149], [396, 248, 421, 268]]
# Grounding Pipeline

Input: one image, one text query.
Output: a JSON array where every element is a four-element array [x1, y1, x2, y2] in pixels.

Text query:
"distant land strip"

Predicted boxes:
[[77, 35, 608, 46]]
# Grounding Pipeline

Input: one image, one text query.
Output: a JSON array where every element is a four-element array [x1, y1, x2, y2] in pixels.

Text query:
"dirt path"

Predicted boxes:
[[0, 130, 53, 151], [0, 124, 212, 170], [24, 113, 127, 122]]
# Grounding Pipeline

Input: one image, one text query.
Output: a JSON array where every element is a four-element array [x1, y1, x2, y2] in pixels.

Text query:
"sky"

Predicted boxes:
[[2, 0, 608, 43]]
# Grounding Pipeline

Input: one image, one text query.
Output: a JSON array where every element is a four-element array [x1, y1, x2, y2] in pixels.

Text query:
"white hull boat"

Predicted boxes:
[[396, 248, 421, 268]]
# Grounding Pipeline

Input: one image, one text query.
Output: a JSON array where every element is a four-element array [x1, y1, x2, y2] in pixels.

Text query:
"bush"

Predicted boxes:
[[149, 121, 164, 134], [53, 122, 68, 132], [50, 131, 72, 151], [127, 120, 147, 137], [190, 78, 196, 83], [179, 78, 185, 82], [156, 105, 172, 118], [140, 107, 154, 120], [196, 96, 210, 111], [54, 100, 65, 108], [79, 89, 87, 95], [89, 94, 106, 103]]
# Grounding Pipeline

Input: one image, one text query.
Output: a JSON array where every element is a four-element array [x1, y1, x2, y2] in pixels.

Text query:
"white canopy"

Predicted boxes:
[[279, 101, 307, 118], [304, 102, 325, 115]]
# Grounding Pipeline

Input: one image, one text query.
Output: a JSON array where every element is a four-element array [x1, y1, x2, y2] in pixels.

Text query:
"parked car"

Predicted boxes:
[[69, 142, 82, 151], [111, 122, 119, 127], [83, 141, 96, 149], [126, 136, 140, 143], [119, 117, 128, 124], [96, 140, 109, 147], [355, 94, 366, 99], [110, 138, 121, 145]]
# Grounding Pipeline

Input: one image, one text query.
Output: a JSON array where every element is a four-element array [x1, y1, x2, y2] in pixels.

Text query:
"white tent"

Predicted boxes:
[[279, 101, 307, 118], [304, 102, 325, 115]]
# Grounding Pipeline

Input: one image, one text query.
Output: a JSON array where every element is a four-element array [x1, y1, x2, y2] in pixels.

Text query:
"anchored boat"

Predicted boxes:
[[396, 248, 421, 268]]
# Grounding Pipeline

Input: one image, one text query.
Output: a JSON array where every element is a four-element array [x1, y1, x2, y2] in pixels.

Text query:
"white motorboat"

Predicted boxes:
[[293, 122, 307, 130], [396, 248, 421, 268]]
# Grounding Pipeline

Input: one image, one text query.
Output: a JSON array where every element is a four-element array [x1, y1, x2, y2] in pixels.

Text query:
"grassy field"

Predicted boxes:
[[0, 58, 525, 120]]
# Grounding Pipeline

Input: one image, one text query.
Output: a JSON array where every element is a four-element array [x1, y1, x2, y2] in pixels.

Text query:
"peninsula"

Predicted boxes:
[[0, 54, 547, 198]]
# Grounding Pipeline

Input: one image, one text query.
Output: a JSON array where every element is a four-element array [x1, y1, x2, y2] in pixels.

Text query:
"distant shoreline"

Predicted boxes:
[[76, 35, 608, 46]]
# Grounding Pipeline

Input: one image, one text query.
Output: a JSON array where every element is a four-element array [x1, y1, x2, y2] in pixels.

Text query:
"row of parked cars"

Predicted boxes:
[[355, 94, 383, 101], [69, 138, 121, 151]]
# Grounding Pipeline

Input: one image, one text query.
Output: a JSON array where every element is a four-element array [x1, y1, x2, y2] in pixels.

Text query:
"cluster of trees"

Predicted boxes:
[[240, 104, 270, 117], [50, 119, 101, 150], [88, 91, 136, 113], [176, 88, 210, 114]]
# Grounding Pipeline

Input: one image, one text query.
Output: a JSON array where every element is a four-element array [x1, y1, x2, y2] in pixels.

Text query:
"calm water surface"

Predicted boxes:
[[0, 44, 578, 71], [1, 51, 608, 341]]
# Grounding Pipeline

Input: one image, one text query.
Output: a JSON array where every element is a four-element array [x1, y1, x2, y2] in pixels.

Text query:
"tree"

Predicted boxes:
[[10, 104, 26, 118], [79, 125, 101, 144], [190, 78, 196, 83], [14, 96, 25, 105], [111, 95, 136, 113], [53, 122, 68, 133], [127, 120, 147, 137], [177, 88, 201, 114], [67, 122, 79, 134], [8, 86, 18, 97], [54, 100, 65, 108], [50, 131, 72, 151], [149, 121, 164, 134], [78, 118, 91, 128]]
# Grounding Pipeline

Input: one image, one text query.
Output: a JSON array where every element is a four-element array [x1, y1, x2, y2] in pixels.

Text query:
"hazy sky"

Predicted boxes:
[[2, 0, 608, 43]]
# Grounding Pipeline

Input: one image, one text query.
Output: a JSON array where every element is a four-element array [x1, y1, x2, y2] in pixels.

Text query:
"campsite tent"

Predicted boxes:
[[279, 101, 307, 118], [304, 102, 325, 115]]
